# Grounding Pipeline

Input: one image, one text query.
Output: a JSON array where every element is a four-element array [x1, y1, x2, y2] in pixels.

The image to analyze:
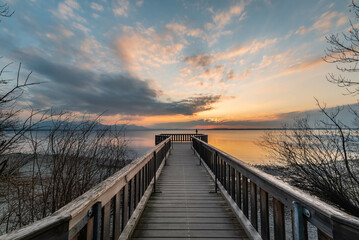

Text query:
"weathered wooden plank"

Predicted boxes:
[[273, 197, 285, 240], [260, 188, 270, 240], [143, 207, 231, 212], [135, 173, 140, 206], [250, 181, 258, 230], [129, 178, 135, 217], [122, 184, 129, 230], [242, 176, 249, 217], [135, 223, 241, 230], [101, 201, 111, 240], [86, 217, 94, 240], [236, 171, 241, 209], [132, 229, 247, 238], [131, 238, 244, 240], [231, 166, 235, 200], [139, 217, 239, 224], [113, 191, 122, 239]]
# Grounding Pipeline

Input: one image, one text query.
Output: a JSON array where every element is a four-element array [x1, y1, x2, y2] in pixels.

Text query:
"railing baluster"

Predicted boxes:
[[260, 188, 270, 240], [102, 201, 111, 240], [129, 179, 135, 217], [231, 167, 235, 200], [273, 197, 285, 240], [145, 163, 148, 189], [242, 176, 249, 217], [224, 161, 227, 190], [236, 171, 241, 209], [227, 164, 231, 194], [122, 184, 129, 230], [214, 151, 218, 193], [220, 159, 224, 185], [86, 217, 94, 240], [250, 181, 258, 230], [114, 192, 122, 239], [136, 173, 140, 206], [93, 202, 102, 240]]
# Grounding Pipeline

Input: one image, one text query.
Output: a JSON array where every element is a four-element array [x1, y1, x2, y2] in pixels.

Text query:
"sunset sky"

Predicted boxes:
[[0, 0, 357, 129]]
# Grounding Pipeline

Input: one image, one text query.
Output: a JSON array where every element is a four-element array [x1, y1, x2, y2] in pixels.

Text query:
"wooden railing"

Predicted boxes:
[[192, 137, 359, 240], [155, 133, 207, 145], [2, 137, 172, 240]]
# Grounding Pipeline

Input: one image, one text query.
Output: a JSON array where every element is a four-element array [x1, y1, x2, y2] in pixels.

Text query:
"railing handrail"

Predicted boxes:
[[192, 136, 359, 239], [1, 137, 172, 240]]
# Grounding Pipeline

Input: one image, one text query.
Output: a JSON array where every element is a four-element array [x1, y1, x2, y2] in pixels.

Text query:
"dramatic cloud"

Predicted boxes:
[[113, 26, 185, 72], [12, 50, 221, 116]]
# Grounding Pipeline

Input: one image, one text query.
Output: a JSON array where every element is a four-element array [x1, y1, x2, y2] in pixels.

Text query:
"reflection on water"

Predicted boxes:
[[126, 130, 273, 165]]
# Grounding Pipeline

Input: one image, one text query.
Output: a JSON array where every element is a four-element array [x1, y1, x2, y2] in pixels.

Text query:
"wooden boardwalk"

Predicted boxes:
[[4, 135, 359, 240], [132, 143, 249, 239]]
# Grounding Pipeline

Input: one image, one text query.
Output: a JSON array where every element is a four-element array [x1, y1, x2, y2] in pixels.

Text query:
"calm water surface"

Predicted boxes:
[[126, 130, 273, 165]]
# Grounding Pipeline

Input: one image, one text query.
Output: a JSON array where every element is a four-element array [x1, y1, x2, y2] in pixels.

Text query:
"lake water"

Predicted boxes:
[[125, 130, 273, 165]]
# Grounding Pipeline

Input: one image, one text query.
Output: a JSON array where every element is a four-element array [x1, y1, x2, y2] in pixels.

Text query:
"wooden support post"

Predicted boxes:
[[86, 217, 94, 240], [242, 176, 249, 217], [122, 185, 129, 231], [250, 181, 258, 230], [129, 178, 135, 217], [135, 173, 140, 206], [210, 151, 218, 193], [273, 197, 285, 240], [260, 189, 269, 240], [113, 192, 122, 239], [102, 201, 111, 240], [92, 202, 102, 240], [231, 167, 235, 200], [236, 171, 241, 208]]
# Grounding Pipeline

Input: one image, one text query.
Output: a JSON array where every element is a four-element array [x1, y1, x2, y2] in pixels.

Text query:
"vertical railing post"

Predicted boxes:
[[93, 202, 102, 240], [153, 151, 161, 193], [210, 151, 218, 193], [199, 142, 202, 165], [153, 151, 157, 192], [293, 201, 309, 240]]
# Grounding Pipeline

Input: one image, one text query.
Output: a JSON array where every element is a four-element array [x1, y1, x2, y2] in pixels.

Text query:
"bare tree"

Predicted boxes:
[[259, 1, 359, 217], [324, 0, 359, 95], [261, 103, 359, 216], [0, 113, 131, 233], [0, 63, 44, 176]]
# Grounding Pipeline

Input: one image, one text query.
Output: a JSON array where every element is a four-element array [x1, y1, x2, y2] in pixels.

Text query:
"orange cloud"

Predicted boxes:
[[212, 1, 246, 28], [296, 11, 346, 35], [113, 26, 184, 72], [287, 56, 324, 73]]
